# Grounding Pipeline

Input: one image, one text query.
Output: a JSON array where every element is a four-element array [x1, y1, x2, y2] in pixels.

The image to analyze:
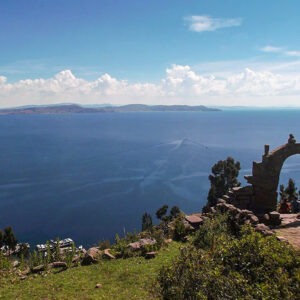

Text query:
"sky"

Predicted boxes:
[[1, 0, 300, 108]]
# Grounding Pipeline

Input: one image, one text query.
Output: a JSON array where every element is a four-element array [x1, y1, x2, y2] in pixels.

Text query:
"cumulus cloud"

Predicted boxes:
[[1, 65, 300, 108], [261, 45, 300, 58], [185, 15, 242, 32]]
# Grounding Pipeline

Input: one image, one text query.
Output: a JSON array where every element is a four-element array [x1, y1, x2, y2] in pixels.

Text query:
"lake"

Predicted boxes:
[[0, 110, 300, 247]]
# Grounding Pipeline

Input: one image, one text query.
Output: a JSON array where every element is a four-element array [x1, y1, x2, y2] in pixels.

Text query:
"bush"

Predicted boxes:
[[157, 214, 300, 299], [0, 251, 11, 269], [98, 239, 111, 250], [173, 216, 188, 241], [142, 212, 153, 232], [112, 233, 139, 258], [193, 212, 232, 249]]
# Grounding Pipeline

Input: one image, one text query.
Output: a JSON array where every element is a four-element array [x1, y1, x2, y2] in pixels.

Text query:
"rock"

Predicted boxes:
[[209, 207, 216, 214], [82, 247, 101, 265], [103, 249, 115, 260], [262, 213, 270, 224], [248, 214, 259, 225], [217, 198, 226, 204], [12, 260, 20, 268], [244, 219, 251, 225], [216, 203, 235, 213], [52, 262, 68, 269], [229, 207, 241, 216], [183, 221, 195, 230], [269, 211, 281, 226], [222, 195, 231, 202], [22, 269, 31, 276], [276, 236, 289, 243], [185, 215, 203, 227], [72, 255, 81, 263], [255, 224, 274, 236], [95, 283, 102, 288], [241, 209, 253, 216], [165, 238, 173, 244], [145, 251, 158, 259], [127, 238, 156, 251], [31, 265, 45, 273], [20, 276, 27, 280]]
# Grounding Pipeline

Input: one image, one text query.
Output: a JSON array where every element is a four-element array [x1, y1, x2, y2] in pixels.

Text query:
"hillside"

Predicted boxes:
[[0, 104, 220, 115], [0, 242, 181, 300]]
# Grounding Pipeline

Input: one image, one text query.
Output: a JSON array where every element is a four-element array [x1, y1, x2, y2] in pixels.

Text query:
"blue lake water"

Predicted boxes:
[[0, 110, 300, 247]]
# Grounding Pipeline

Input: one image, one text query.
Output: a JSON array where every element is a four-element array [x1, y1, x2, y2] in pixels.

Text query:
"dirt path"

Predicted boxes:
[[274, 214, 300, 249]]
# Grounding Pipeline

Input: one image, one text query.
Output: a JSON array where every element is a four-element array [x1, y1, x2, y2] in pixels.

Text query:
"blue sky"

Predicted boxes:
[[1, 0, 300, 107]]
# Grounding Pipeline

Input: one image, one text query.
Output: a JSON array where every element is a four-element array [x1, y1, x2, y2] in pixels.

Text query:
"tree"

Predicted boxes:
[[279, 184, 287, 202], [142, 212, 153, 231], [285, 178, 298, 202], [3, 226, 17, 250], [170, 206, 181, 219], [206, 157, 241, 207], [156, 205, 168, 221]]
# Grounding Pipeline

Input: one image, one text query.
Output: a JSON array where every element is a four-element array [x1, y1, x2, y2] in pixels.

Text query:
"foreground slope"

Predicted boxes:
[[0, 242, 180, 300]]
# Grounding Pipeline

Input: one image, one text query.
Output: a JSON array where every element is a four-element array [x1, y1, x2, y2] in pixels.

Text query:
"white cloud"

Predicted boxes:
[[261, 45, 300, 58], [285, 51, 300, 57], [0, 76, 7, 84], [185, 15, 242, 32], [261, 46, 283, 53], [2, 65, 300, 108]]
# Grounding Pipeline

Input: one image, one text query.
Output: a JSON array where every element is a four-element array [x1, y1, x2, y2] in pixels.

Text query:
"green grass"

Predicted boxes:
[[0, 242, 181, 300]]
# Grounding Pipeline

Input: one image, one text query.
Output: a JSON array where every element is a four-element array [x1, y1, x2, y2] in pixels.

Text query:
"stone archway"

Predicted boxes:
[[245, 136, 300, 213]]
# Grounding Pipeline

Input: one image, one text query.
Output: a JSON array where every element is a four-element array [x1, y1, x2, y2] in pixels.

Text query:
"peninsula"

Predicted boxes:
[[0, 104, 220, 115]]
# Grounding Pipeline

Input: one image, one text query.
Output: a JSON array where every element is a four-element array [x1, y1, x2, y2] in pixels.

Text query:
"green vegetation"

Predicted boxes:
[[0, 242, 181, 300], [156, 205, 169, 221], [2, 157, 300, 299], [157, 213, 300, 300], [142, 212, 153, 232], [0, 226, 17, 250], [205, 157, 241, 209]]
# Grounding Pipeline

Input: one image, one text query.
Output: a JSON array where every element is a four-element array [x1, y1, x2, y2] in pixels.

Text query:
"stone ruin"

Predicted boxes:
[[226, 135, 300, 215]]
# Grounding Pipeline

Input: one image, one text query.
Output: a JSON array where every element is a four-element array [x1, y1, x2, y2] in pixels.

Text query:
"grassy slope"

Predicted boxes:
[[0, 242, 181, 300]]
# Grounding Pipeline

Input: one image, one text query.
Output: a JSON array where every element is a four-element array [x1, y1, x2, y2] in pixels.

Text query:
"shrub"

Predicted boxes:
[[156, 205, 169, 221], [157, 214, 300, 299], [65, 242, 76, 267], [0, 251, 11, 269], [172, 216, 188, 241], [192, 212, 232, 250], [113, 233, 137, 258], [170, 206, 180, 219], [3, 226, 17, 250], [98, 239, 111, 250], [142, 212, 153, 232]]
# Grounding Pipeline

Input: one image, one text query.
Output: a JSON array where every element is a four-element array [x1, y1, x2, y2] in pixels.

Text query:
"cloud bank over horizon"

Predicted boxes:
[[1, 64, 300, 108]]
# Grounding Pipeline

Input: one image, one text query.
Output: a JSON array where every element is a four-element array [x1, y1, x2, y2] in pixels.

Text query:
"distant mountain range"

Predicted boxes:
[[0, 104, 220, 115]]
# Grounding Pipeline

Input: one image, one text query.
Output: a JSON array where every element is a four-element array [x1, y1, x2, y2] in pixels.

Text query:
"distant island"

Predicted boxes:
[[0, 104, 221, 115]]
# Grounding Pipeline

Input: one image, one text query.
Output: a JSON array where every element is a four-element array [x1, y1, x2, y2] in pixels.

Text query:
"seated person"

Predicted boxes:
[[279, 200, 291, 213]]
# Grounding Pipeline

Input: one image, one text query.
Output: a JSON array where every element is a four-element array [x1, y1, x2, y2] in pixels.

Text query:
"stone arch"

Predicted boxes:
[[245, 139, 300, 213]]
